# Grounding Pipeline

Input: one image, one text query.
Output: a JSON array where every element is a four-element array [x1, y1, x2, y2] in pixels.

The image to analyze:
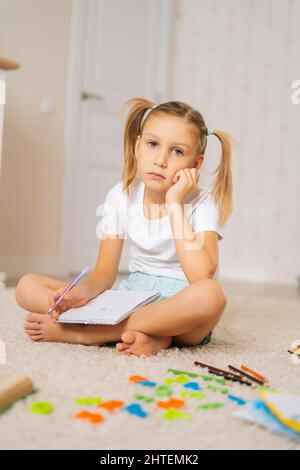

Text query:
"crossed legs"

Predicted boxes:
[[15, 274, 227, 356]]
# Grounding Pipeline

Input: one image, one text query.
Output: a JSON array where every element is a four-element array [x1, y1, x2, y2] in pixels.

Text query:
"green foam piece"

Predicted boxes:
[[161, 409, 191, 421], [207, 384, 228, 394], [207, 384, 217, 392], [201, 375, 214, 382], [168, 369, 199, 378], [30, 401, 54, 414], [156, 385, 172, 397], [180, 391, 206, 399], [258, 386, 279, 393], [214, 378, 226, 385], [133, 394, 155, 403], [165, 375, 189, 385], [165, 378, 175, 384], [74, 396, 102, 405], [201, 375, 226, 385], [197, 403, 224, 410]]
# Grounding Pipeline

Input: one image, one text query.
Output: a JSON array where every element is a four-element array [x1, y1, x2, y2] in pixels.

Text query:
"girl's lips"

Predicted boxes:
[[148, 172, 165, 179]]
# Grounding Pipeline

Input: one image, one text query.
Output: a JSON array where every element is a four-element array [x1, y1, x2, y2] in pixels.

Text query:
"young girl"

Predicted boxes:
[[15, 98, 234, 357]]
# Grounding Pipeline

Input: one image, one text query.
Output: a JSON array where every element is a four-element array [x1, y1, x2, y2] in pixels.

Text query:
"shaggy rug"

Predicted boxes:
[[0, 285, 300, 450]]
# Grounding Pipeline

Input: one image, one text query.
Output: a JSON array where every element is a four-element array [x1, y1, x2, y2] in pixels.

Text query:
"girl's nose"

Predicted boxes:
[[154, 152, 168, 167]]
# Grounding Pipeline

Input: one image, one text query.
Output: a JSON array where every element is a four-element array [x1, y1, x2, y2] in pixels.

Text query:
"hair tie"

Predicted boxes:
[[206, 128, 214, 136]]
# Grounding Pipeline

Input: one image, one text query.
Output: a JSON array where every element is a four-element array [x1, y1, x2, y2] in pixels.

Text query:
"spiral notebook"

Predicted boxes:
[[57, 289, 162, 325]]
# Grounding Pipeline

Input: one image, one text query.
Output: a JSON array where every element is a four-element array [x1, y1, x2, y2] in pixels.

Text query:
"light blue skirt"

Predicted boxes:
[[115, 271, 212, 346]]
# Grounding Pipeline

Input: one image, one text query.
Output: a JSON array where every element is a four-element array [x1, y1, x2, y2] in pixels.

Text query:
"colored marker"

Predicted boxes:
[[194, 361, 252, 386], [228, 365, 265, 386], [240, 365, 268, 384]]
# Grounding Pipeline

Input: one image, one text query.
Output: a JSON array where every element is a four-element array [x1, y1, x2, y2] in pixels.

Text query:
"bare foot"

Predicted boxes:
[[23, 312, 92, 344], [116, 331, 172, 357]]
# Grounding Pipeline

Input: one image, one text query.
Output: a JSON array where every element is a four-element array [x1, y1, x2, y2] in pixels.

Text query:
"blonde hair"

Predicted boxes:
[[121, 97, 235, 227]]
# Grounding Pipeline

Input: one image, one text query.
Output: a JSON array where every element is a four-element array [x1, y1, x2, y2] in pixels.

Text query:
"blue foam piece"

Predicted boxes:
[[184, 382, 202, 391], [124, 403, 148, 418], [137, 381, 157, 387], [227, 394, 247, 405]]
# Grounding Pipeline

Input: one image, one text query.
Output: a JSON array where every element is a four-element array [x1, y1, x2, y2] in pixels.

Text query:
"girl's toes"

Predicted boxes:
[[24, 321, 40, 331], [25, 312, 43, 323], [26, 326, 41, 335], [116, 347, 132, 355], [29, 334, 44, 342], [26, 328, 41, 335], [121, 331, 136, 345], [116, 342, 130, 351]]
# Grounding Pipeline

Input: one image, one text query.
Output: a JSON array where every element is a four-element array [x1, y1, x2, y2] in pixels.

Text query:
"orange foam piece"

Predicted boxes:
[[98, 400, 124, 412], [129, 375, 149, 383], [74, 410, 104, 424], [157, 398, 185, 409]]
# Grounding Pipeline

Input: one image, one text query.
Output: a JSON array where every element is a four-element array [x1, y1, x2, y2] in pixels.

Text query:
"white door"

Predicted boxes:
[[64, 0, 172, 275]]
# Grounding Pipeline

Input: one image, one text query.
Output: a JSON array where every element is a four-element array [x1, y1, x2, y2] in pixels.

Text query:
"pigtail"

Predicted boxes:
[[121, 97, 155, 195], [210, 130, 235, 227]]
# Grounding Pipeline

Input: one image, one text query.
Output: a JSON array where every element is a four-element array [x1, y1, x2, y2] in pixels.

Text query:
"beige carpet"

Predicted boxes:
[[0, 285, 300, 450]]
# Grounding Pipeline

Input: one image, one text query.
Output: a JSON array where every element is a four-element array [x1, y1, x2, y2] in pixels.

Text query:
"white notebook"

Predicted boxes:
[[57, 289, 162, 325]]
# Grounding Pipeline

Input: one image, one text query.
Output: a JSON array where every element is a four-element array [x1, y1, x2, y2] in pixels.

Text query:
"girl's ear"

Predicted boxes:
[[192, 155, 204, 169]]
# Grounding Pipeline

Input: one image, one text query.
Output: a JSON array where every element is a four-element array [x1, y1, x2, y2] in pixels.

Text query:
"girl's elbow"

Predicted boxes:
[[186, 270, 215, 284]]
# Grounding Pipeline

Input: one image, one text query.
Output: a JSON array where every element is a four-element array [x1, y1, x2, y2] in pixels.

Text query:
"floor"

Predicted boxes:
[[0, 274, 300, 450]]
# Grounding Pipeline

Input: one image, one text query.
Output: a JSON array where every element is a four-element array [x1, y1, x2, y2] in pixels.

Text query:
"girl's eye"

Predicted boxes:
[[148, 141, 157, 148], [172, 148, 183, 157], [147, 141, 183, 157]]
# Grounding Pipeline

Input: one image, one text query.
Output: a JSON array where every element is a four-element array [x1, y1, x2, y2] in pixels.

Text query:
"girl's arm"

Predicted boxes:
[[49, 234, 125, 318], [168, 204, 218, 283], [82, 233, 125, 298]]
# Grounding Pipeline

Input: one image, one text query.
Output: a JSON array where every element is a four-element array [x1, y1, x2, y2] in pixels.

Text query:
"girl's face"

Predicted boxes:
[[135, 114, 204, 190]]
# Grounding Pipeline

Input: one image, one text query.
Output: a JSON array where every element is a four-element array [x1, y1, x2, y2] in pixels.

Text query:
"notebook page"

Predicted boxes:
[[58, 290, 161, 325]]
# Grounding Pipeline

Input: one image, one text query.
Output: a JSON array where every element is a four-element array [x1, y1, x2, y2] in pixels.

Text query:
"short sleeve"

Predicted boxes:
[[191, 191, 223, 241], [98, 182, 127, 235]]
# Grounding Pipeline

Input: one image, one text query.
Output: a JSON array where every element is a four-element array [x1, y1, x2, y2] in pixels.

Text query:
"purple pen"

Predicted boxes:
[[48, 265, 90, 314]]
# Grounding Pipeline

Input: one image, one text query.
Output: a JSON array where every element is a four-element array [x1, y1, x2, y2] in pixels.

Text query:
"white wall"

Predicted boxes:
[[1, 0, 299, 285], [0, 0, 72, 277], [169, 0, 300, 285]]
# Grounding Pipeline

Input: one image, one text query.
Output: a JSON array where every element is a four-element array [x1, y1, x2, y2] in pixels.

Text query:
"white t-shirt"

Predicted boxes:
[[99, 178, 223, 281]]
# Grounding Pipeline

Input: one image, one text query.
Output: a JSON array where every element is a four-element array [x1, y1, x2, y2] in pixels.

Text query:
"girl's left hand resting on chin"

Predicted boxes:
[[165, 167, 199, 206]]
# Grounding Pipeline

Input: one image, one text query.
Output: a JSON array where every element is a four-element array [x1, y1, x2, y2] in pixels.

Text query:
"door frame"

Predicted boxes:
[[60, 0, 173, 276]]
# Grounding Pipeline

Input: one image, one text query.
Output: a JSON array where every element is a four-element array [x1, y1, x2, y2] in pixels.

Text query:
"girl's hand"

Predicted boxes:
[[165, 168, 199, 206], [48, 284, 91, 320]]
